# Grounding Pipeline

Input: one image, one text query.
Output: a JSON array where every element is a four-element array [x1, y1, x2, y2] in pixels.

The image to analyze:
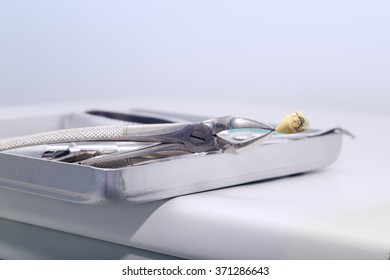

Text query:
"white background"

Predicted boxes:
[[1, 0, 389, 112]]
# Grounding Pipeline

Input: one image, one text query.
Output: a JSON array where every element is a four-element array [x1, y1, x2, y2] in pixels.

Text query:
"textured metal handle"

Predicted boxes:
[[0, 125, 126, 151]]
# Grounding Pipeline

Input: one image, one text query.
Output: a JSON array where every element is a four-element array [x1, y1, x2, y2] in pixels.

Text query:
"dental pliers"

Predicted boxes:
[[0, 116, 276, 167]]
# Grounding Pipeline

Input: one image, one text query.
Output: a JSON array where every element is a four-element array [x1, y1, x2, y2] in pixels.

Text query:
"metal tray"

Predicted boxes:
[[0, 111, 344, 204]]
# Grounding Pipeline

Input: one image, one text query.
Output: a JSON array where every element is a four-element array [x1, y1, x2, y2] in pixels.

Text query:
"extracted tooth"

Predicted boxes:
[[275, 111, 309, 134]]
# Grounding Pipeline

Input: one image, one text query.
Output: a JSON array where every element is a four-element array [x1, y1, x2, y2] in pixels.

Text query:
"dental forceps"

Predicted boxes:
[[0, 116, 275, 167]]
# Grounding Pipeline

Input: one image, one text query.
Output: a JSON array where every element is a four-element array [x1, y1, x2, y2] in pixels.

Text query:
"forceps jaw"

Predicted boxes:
[[216, 130, 274, 154], [203, 115, 274, 134], [203, 115, 275, 154]]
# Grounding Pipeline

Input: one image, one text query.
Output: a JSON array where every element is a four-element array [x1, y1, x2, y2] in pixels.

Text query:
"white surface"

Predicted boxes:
[[0, 100, 389, 259]]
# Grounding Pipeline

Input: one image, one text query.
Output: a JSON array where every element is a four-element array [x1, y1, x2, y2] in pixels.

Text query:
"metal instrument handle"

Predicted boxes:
[[0, 126, 126, 151]]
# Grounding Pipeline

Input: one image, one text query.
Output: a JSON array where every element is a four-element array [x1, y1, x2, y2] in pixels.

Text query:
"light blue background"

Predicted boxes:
[[1, 0, 389, 112]]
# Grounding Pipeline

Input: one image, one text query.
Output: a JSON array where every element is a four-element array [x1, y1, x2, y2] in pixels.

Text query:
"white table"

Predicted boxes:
[[0, 98, 389, 259]]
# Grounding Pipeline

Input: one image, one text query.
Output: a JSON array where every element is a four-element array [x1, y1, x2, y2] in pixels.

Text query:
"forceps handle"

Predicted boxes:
[[0, 123, 189, 151], [0, 125, 125, 151]]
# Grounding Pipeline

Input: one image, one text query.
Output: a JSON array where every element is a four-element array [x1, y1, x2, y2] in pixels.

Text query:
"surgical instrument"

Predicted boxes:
[[0, 115, 277, 167]]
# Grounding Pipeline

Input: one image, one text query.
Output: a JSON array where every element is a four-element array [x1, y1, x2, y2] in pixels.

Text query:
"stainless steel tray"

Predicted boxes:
[[0, 111, 343, 204]]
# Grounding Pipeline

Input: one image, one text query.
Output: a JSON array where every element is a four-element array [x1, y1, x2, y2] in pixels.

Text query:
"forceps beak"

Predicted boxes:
[[203, 116, 275, 154]]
